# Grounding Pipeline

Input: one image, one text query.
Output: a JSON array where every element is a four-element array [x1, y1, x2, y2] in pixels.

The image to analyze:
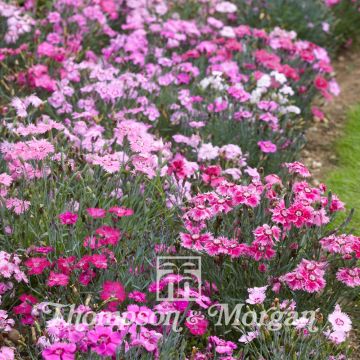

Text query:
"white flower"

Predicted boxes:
[[271, 71, 287, 84], [199, 73, 227, 91], [251, 88, 266, 104], [220, 26, 236, 38], [215, 1, 238, 13], [239, 330, 259, 343], [257, 74, 271, 88], [198, 143, 220, 161], [284, 106, 301, 114], [279, 85, 294, 96]]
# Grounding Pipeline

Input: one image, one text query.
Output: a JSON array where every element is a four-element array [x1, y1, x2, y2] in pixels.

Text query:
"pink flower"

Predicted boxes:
[[246, 286, 268, 304], [58, 212, 78, 225], [283, 162, 311, 177], [227, 86, 250, 102], [280, 259, 327, 293], [336, 267, 360, 287], [325, 0, 341, 7], [326, 330, 347, 344], [5, 198, 30, 214], [187, 204, 213, 222], [100, 0, 118, 19], [108, 206, 134, 217], [0, 346, 14, 360], [232, 185, 261, 208], [180, 232, 213, 251], [123, 305, 157, 325], [293, 181, 321, 203], [328, 305, 352, 332], [249, 237, 275, 261], [90, 254, 108, 269], [86, 208, 106, 218], [128, 291, 147, 303], [258, 141, 277, 153], [130, 327, 162, 353], [320, 234, 358, 255], [100, 281, 126, 310], [239, 330, 259, 343], [288, 202, 313, 228], [13, 294, 37, 317], [311, 107, 325, 120], [42, 342, 76, 360], [253, 224, 280, 242], [209, 336, 237, 355], [0, 173, 12, 187], [90, 226, 121, 247], [24, 257, 51, 275], [198, 143, 219, 161], [167, 154, 198, 179], [202, 165, 223, 187], [314, 75, 328, 91], [185, 311, 209, 335], [88, 326, 123, 356], [47, 272, 69, 287]]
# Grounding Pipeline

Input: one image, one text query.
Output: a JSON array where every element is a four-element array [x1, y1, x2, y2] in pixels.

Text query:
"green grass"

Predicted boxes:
[[325, 104, 360, 234]]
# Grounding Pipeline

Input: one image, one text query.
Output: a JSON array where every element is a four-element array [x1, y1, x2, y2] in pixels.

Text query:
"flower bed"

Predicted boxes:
[[0, 1, 358, 359]]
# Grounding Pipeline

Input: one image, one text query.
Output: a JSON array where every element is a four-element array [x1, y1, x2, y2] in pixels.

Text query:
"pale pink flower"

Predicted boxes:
[[5, 198, 30, 214], [328, 305, 352, 333], [246, 286, 268, 304]]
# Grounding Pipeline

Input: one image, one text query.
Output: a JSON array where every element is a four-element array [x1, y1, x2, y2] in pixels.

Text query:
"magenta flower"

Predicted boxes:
[[280, 259, 327, 293], [284, 161, 311, 177], [86, 208, 106, 218], [24, 257, 51, 275], [47, 272, 69, 287], [100, 281, 126, 310], [88, 326, 123, 356], [130, 327, 162, 352], [42, 342, 76, 360], [336, 267, 360, 287], [128, 291, 147, 303], [185, 311, 209, 335], [58, 212, 78, 225], [108, 206, 134, 217], [258, 140, 277, 153], [208, 336, 237, 355]]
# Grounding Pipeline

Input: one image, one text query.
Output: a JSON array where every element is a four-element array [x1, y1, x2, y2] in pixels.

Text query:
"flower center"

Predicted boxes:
[[335, 318, 344, 326], [280, 209, 287, 217], [98, 334, 110, 344], [306, 263, 316, 271]]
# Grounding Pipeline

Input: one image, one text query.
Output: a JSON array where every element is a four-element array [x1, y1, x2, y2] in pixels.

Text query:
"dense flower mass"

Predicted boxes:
[[0, 0, 359, 359]]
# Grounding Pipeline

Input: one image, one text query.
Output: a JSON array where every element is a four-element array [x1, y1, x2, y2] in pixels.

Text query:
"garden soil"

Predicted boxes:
[[302, 48, 360, 359]]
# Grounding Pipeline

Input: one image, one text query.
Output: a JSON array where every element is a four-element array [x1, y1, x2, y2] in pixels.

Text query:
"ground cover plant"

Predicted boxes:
[[0, 0, 359, 359]]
